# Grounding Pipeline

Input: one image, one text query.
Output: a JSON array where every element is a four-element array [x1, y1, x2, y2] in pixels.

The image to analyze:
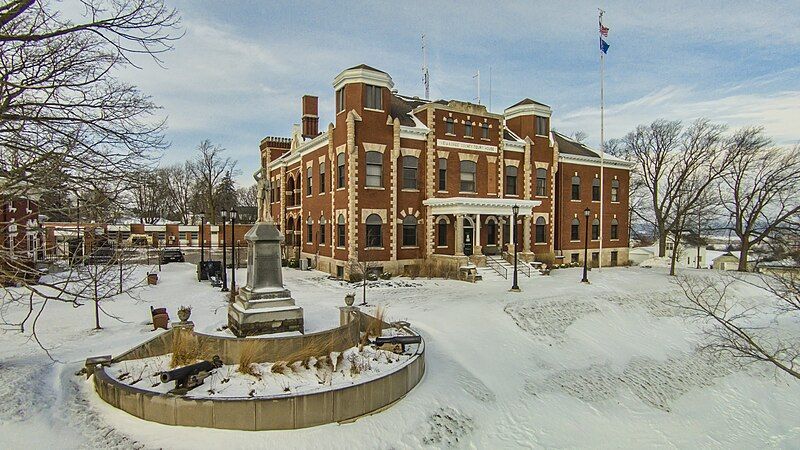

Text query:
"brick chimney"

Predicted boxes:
[[301, 95, 319, 137]]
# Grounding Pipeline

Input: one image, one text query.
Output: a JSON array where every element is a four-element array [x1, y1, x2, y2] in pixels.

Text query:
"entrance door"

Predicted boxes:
[[463, 224, 473, 256]]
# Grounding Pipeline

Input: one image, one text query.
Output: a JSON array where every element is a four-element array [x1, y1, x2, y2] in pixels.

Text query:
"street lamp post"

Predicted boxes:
[[511, 204, 520, 292], [229, 208, 238, 296], [198, 212, 206, 281], [221, 210, 229, 292], [582, 207, 590, 283]]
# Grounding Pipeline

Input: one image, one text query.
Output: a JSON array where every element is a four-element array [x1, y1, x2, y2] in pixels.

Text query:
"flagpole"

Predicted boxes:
[[598, 8, 605, 270]]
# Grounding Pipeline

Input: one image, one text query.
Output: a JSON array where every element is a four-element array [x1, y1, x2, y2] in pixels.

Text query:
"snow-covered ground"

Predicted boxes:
[[1, 262, 799, 449]]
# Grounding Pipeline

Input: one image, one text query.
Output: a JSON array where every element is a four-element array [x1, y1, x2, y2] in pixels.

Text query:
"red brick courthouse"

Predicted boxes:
[[261, 65, 633, 278]]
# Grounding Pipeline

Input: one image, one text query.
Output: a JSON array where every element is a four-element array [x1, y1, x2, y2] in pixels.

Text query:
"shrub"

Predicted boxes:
[[237, 340, 261, 376], [170, 331, 211, 368], [534, 252, 556, 267], [379, 272, 392, 280], [349, 272, 363, 283]]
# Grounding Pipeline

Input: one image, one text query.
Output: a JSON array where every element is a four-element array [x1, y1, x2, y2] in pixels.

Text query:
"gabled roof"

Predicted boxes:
[[509, 98, 550, 108], [391, 94, 429, 127], [553, 131, 597, 157]]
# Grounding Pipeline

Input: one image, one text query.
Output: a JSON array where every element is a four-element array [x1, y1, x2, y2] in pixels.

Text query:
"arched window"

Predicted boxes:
[[536, 168, 547, 196], [365, 151, 383, 187], [460, 160, 477, 192], [571, 218, 580, 241], [571, 176, 581, 200], [592, 218, 600, 240], [611, 179, 620, 202], [402, 156, 418, 189], [286, 176, 296, 206], [337, 153, 345, 189], [592, 178, 600, 201], [319, 215, 326, 244], [365, 214, 382, 248], [306, 216, 313, 243], [505, 165, 518, 195], [319, 162, 326, 193], [535, 216, 547, 243], [436, 217, 448, 247], [402, 215, 417, 247], [445, 117, 455, 134], [610, 218, 619, 240], [286, 216, 295, 246], [306, 166, 313, 196], [486, 218, 497, 245], [438, 158, 447, 191], [337, 214, 345, 247]]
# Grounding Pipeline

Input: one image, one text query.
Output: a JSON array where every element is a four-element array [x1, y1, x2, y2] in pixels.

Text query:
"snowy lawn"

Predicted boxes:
[[1, 262, 799, 449]]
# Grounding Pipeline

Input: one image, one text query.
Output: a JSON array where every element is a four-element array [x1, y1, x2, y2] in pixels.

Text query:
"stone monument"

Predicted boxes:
[[227, 169, 304, 336]]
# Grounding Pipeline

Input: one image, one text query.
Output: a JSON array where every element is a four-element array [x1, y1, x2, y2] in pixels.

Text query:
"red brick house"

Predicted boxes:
[[262, 64, 633, 278]]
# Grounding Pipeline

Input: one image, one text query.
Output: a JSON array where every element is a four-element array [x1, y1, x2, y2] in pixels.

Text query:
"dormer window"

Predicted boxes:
[[535, 116, 548, 136], [465, 122, 473, 137], [364, 84, 382, 110], [336, 88, 345, 113]]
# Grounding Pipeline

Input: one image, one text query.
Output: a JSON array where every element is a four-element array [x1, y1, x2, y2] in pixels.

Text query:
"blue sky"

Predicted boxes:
[[118, 1, 800, 185]]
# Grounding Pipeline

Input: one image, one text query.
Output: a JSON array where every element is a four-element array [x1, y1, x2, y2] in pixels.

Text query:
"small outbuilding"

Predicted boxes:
[[712, 252, 740, 271], [629, 247, 655, 266]]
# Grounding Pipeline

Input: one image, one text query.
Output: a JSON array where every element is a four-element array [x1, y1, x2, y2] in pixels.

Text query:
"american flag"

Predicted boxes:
[[599, 23, 609, 37]]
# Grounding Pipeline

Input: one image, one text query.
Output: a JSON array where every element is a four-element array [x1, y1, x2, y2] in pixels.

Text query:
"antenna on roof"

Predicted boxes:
[[422, 34, 430, 100], [473, 70, 480, 104]]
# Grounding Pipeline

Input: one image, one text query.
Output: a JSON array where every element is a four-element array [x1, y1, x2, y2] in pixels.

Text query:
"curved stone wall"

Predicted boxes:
[[92, 329, 424, 430]]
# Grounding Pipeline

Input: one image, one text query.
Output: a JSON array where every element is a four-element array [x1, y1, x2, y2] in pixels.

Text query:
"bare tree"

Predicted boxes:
[[719, 128, 800, 271], [130, 169, 169, 224], [572, 130, 588, 143], [163, 162, 195, 223], [618, 119, 729, 257], [187, 140, 238, 224], [675, 273, 800, 380], [349, 226, 381, 306]]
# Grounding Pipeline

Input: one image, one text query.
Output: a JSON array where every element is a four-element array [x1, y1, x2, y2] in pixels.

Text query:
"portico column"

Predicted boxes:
[[455, 214, 465, 256], [523, 216, 531, 253], [474, 213, 482, 255]]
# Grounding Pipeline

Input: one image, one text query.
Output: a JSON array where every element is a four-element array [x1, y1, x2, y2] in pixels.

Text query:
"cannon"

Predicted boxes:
[[160, 355, 223, 392], [371, 335, 421, 353]]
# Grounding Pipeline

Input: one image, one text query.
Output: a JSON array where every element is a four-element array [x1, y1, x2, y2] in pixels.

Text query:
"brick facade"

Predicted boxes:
[[264, 65, 632, 278]]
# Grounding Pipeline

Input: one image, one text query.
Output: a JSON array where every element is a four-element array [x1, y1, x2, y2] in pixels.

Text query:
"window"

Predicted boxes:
[[286, 176, 296, 206], [445, 118, 455, 135], [337, 214, 346, 247], [402, 156, 418, 189], [319, 162, 325, 193], [364, 84, 382, 110], [610, 218, 618, 240], [535, 116, 548, 136], [365, 151, 383, 187], [337, 153, 345, 188], [592, 178, 600, 201], [460, 160, 477, 192], [536, 168, 547, 196], [535, 217, 546, 243], [402, 216, 417, 247], [438, 158, 447, 191], [336, 88, 345, 113], [571, 253, 579, 263], [571, 218, 580, 241], [465, 122, 473, 137], [319, 216, 326, 244], [611, 251, 618, 267], [487, 220, 497, 245], [437, 221, 447, 246], [611, 179, 619, 202], [592, 218, 600, 240], [591, 252, 599, 268], [306, 166, 313, 196], [505, 166, 518, 195], [365, 214, 382, 248], [571, 176, 581, 200], [306, 217, 313, 243], [481, 123, 489, 139]]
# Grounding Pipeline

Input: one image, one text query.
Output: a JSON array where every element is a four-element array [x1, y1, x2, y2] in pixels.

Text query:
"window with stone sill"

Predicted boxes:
[[460, 160, 477, 192], [402, 215, 417, 247], [592, 178, 600, 201], [505, 165, 518, 195], [402, 156, 418, 189], [591, 218, 600, 240], [535, 216, 547, 243], [571, 218, 580, 241], [481, 123, 489, 139], [465, 122, 473, 137], [337, 153, 345, 189], [365, 214, 383, 248], [365, 151, 383, 187], [536, 168, 547, 196], [319, 162, 325, 193], [364, 84, 382, 110], [437, 221, 447, 247], [445, 118, 454, 135], [337, 214, 345, 247]]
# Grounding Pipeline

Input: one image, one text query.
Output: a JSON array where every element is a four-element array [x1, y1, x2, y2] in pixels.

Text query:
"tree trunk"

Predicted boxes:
[[658, 233, 667, 258], [669, 231, 680, 276], [738, 239, 750, 272]]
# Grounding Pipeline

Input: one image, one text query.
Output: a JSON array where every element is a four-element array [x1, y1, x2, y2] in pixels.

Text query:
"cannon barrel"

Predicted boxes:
[[373, 335, 421, 346], [160, 356, 222, 384]]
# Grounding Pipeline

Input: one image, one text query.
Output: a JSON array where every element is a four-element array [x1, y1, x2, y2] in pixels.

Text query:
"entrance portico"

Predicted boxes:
[[424, 197, 541, 257]]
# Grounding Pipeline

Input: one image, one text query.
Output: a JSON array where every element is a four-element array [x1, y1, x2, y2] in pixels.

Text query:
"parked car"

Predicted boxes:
[[161, 248, 185, 264]]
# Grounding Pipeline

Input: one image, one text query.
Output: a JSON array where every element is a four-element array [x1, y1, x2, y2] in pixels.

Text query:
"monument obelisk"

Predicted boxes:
[[227, 169, 304, 336]]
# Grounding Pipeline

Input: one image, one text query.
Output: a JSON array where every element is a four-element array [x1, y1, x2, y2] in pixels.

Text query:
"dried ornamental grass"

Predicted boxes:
[[237, 340, 261, 376]]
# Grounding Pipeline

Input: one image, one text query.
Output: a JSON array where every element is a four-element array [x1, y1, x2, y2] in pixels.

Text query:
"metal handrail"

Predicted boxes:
[[502, 252, 531, 277], [485, 255, 508, 279]]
